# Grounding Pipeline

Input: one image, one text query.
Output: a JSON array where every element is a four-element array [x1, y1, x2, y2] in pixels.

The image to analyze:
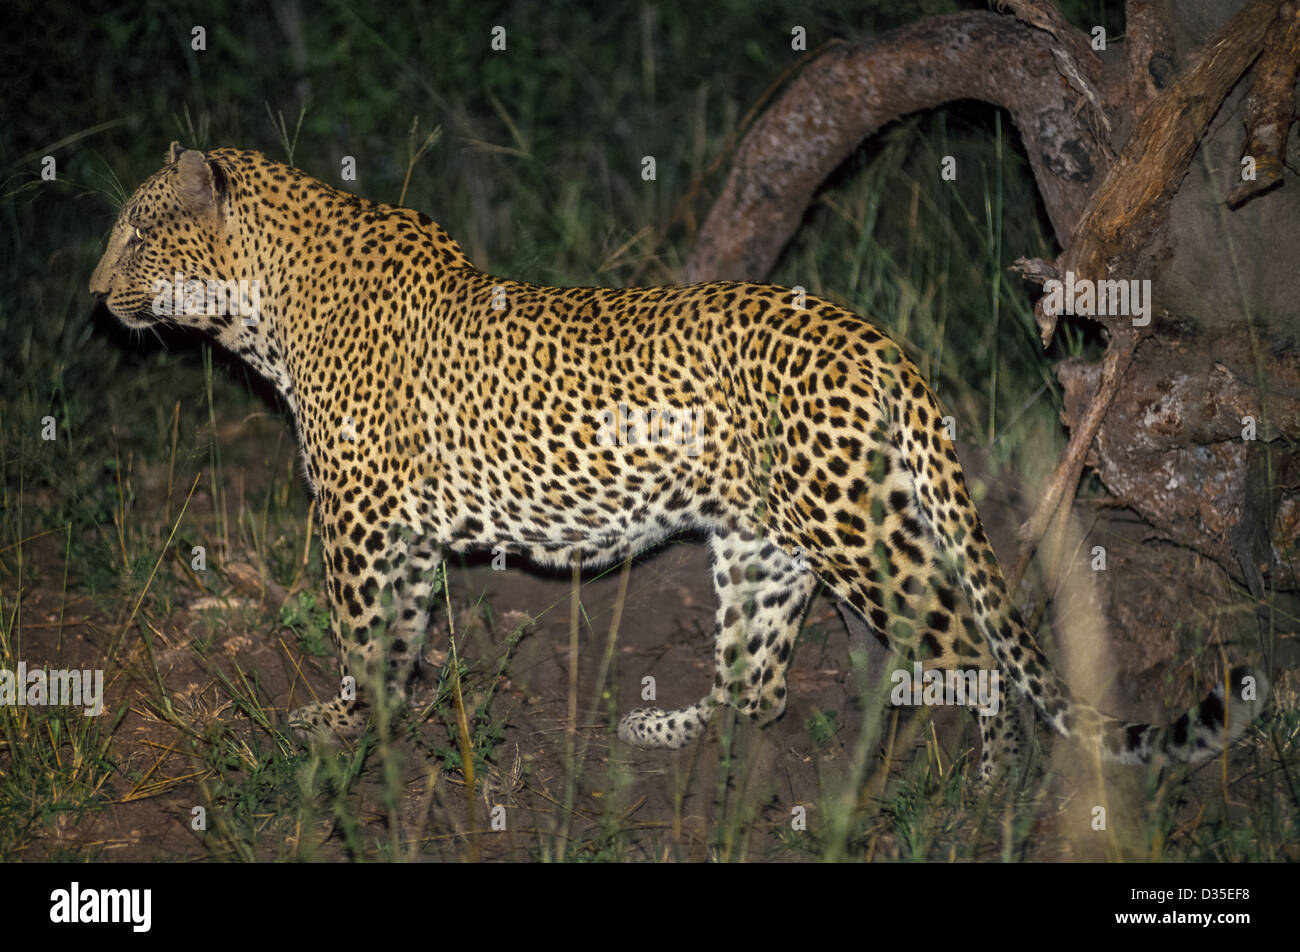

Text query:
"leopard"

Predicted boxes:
[[89, 143, 1268, 782]]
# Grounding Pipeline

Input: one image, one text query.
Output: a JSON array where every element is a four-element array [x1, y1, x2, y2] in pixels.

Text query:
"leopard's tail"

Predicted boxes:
[[1084, 666, 1269, 765], [889, 360, 1269, 765]]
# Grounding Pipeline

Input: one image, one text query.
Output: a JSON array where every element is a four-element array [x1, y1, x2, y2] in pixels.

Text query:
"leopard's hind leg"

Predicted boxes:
[[974, 683, 1040, 786], [794, 433, 1030, 780], [618, 528, 817, 748]]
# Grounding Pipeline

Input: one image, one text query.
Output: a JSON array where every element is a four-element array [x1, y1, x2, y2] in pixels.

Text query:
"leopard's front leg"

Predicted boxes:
[[289, 496, 441, 742]]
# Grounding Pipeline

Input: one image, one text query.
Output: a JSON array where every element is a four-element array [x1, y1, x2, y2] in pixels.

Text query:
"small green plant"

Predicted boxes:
[[279, 590, 333, 658], [428, 653, 510, 777], [806, 709, 839, 748]]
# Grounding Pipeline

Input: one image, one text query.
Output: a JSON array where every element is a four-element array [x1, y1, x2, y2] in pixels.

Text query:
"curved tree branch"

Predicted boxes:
[[685, 11, 1111, 282], [1001, 0, 1117, 139]]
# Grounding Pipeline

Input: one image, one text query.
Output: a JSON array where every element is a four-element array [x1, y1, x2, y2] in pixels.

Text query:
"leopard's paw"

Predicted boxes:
[[288, 696, 367, 745]]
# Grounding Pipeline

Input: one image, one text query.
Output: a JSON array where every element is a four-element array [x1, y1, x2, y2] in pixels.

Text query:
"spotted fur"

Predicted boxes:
[[90, 144, 1268, 779]]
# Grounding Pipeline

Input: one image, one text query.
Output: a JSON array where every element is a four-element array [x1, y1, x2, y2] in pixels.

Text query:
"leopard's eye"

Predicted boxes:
[[133, 225, 145, 241]]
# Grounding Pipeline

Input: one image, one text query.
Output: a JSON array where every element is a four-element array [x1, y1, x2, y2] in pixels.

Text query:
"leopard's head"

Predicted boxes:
[[90, 143, 250, 331]]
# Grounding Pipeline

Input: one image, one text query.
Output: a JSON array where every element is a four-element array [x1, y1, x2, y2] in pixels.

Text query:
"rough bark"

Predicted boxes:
[[1125, 0, 1177, 112]]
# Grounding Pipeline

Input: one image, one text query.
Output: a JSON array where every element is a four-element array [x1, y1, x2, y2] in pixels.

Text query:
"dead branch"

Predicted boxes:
[[1008, 330, 1138, 592], [1055, 0, 1282, 326], [1227, 0, 1300, 207]]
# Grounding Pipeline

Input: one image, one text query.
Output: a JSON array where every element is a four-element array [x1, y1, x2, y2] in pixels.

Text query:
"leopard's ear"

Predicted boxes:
[[176, 149, 220, 214], [167, 141, 185, 165]]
